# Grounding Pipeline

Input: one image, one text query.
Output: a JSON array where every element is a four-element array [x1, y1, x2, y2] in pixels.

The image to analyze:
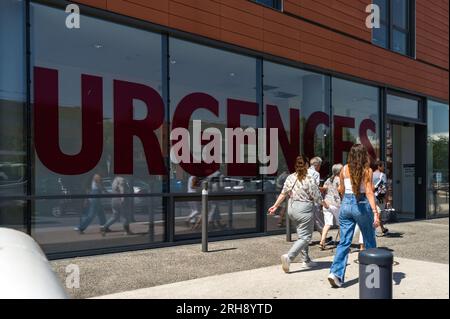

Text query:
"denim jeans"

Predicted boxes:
[[103, 198, 130, 230], [79, 198, 106, 232], [329, 194, 376, 282]]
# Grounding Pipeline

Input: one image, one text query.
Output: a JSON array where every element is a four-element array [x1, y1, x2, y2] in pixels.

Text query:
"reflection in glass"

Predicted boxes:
[[31, 3, 164, 196], [263, 61, 330, 181], [427, 101, 449, 218], [32, 196, 164, 254], [392, 0, 407, 29], [169, 38, 259, 193], [372, 24, 388, 48], [175, 199, 257, 236], [332, 78, 380, 164], [0, 199, 26, 232], [387, 94, 419, 119], [0, 0, 27, 197], [393, 29, 407, 55]]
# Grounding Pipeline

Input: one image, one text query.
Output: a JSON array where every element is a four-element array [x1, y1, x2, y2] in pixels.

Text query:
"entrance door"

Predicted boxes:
[[394, 123, 415, 218], [386, 122, 416, 219]]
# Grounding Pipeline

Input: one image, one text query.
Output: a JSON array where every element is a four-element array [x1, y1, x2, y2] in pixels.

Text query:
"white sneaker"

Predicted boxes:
[[281, 254, 290, 273], [327, 273, 342, 288], [301, 260, 318, 269]]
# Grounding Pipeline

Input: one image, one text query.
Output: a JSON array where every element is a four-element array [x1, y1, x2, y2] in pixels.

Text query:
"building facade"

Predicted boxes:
[[0, 0, 448, 258]]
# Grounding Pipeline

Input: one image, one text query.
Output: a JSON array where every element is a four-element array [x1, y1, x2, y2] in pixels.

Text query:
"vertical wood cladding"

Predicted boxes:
[[73, 0, 448, 101]]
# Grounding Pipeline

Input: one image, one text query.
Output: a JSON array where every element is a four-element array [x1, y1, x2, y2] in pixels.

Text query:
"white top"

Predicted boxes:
[[281, 173, 323, 205], [307, 167, 320, 186], [343, 165, 366, 194], [187, 176, 198, 193]]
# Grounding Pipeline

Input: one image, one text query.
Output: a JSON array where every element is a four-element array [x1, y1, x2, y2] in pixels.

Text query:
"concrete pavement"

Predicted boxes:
[[95, 254, 449, 299], [51, 217, 449, 299]]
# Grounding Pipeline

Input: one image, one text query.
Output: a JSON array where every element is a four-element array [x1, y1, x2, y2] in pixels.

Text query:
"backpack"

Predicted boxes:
[[374, 173, 387, 201]]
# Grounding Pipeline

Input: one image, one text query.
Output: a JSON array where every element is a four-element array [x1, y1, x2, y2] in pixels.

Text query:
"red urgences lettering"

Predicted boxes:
[[34, 66, 377, 176]]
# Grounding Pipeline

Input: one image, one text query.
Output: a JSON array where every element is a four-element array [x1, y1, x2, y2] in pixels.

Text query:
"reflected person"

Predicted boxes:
[[74, 174, 106, 234], [101, 176, 132, 235]]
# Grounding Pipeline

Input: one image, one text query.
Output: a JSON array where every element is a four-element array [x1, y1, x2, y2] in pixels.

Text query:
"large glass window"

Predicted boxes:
[[0, 0, 27, 230], [30, 3, 165, 251], [332, 78, 380, 164], [169, 38, 259, 236], [427, 101, 449, 218], [372, 0, 414, 56], [263, 61, 330, 231], [387, 94, 419, 119]]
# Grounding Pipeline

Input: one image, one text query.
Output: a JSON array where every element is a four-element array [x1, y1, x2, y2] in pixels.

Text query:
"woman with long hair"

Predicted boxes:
[[328, 144, 380, 288], [268, 155, 329, 272]]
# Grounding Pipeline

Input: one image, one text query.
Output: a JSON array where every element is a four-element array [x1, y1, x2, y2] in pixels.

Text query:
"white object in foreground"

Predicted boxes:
[[0, 228, 67, 299]]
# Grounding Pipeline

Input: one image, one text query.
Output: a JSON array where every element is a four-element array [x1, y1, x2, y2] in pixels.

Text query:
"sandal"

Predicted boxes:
[[319, 242, 326, 250]]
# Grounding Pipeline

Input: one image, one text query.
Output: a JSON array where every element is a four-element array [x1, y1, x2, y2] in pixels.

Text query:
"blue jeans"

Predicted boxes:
[[329, 194, 376, 282], [79, 198, 106, 232]]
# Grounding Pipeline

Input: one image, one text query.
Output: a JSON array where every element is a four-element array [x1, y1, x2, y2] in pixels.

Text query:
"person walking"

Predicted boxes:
[[74, 174, 106, 234], [186, 175, 201, 227], [275, 169, 289, 227], [356, 160, 390, 248], [101, 176, 132, 235], [308, 156, 332, 245], [319, 163, 343, 250], [328, 144, 380, 288], [268, 155, 329, 272]]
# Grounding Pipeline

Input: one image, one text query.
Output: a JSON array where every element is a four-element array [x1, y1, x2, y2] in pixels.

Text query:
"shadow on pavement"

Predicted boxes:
[[342, 277, 359, 288], [382, 232, 404, 238], [206, 247, 237, 253], [393, 272, 406, 285], [288, 261, 333, 274]]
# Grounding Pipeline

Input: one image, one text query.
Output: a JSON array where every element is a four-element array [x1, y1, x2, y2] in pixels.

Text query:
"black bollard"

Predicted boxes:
[[358, 248, 394, 299], [201, 181, 209, 252]]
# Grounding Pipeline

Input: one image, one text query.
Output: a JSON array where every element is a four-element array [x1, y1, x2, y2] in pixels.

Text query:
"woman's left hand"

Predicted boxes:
[[267, 205, 278, 215], [373, 213, 381, 228]]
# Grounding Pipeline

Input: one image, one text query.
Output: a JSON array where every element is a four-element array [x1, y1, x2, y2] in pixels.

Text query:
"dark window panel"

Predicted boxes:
[[392, 29, 408, 55], [373, 23, 389, 48], [374, 0, 388, 21], [392, 0, 408, 29], [253, 0, 282, 10]]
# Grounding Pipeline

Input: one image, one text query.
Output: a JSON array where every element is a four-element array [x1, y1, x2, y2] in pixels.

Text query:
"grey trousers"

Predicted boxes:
[[287, 201, 314, 262], [313, 204, 325, 233]]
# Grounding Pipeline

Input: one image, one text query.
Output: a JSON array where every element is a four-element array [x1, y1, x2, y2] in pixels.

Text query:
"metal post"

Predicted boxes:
[[286, 200, 292, 242], [359, 248, 394, 299], [201, 181, 209, 252]]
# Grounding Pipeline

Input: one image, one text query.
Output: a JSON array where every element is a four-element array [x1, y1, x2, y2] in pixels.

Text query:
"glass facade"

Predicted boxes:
[[0, 0, 27, 230], [30, 3, 166, 251], [427, 101, 449, 218], [263, 61, 330, 231], [169, 38, 259, 235], [332, 78, 380, 164], [387, 94, 419, 119], [0, 1, 447, 257]]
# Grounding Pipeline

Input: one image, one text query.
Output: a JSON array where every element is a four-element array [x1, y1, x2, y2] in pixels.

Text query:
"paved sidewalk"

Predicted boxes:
[[95, 254, 449, 299], [51, 218, 449, 298]]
